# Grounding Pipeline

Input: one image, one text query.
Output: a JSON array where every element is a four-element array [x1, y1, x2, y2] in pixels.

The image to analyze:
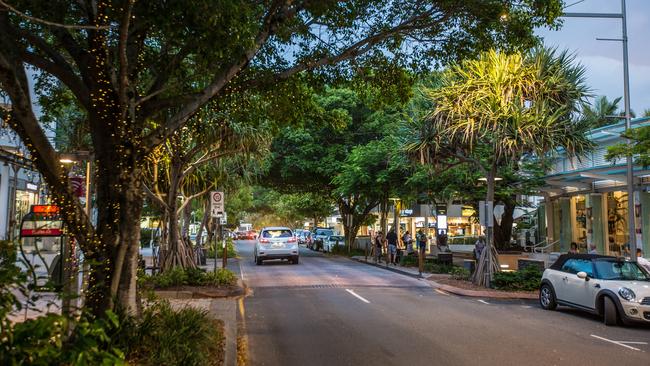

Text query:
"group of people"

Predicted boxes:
[[372, 228, 428, 265]]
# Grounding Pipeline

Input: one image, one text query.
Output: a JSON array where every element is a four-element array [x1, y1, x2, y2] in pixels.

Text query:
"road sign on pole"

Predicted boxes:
[[211, 191, 224, 218]]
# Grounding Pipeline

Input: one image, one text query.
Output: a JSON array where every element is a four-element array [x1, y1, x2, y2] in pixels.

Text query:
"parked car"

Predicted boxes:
[[323, 235, 345, 253], [539, 253, 650, 326], [310, 228, 334, 251], [299, 231, 312, 246], [254, 227, 299, 265]]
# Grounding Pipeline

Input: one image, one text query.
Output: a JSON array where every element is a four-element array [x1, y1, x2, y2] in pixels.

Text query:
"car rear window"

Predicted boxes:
[[316, 229, 334, 236], [262, 229, 292, 238]]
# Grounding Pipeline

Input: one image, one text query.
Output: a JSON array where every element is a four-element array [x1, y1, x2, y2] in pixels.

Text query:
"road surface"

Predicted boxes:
[[235, 240, 650, 366]]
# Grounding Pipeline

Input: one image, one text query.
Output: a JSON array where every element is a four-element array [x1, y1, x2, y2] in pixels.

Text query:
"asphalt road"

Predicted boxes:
[[235, 240, 650, 366]]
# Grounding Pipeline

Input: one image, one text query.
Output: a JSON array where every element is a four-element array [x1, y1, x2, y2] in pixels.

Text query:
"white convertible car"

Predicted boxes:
[[539, 254, 650, 326]]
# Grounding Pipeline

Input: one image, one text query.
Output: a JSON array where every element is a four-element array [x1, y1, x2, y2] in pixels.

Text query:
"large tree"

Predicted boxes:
[[0, 0, 562, 315], [410, 48, 593, 286]]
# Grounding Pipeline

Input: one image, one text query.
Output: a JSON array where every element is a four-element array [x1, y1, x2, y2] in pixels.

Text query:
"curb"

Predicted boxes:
[[349, 257, 423, 279], [428, 281, 537, 300], [349, 257, 537, 300]]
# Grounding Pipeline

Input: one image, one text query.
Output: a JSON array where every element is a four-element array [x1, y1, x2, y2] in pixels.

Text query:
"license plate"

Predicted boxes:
[[272, 243, 283, 248]]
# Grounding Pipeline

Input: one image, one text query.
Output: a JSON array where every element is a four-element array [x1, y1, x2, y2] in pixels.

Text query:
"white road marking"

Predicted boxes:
[[435, 289, 449, 296], [345, 289, 370, 303], [521, 305, 532, 309], [590, 334, 645, 351], [477, 300, 490, 305]]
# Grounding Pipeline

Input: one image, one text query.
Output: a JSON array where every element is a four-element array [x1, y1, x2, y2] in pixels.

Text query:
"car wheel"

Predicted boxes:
[[603, 296, 619, 326], [539, 284, 557, 310], [256, 256, 262, 266]]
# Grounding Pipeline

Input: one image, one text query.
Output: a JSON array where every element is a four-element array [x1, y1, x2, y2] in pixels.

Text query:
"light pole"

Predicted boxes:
[[563, 0, 637, 260]]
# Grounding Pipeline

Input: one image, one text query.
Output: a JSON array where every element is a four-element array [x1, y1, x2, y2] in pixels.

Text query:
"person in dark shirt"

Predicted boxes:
[[386, 229, 398, 265]]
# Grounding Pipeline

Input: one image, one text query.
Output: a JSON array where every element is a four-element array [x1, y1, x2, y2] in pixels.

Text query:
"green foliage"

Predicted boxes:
[[581, 96, 623, 129], [450, 267, 471, 281], [121, 301, 224, 366], [207, 237, 237, 259], [1, 310, 125, 366], [399, 255, 419, 267], [606, 125, 650, 168], [423, 263, 455, 274], [141, 267, 236, 288], [492, 266, 542, 291]]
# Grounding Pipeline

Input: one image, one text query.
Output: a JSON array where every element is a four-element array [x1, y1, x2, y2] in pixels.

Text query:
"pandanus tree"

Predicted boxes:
[[0, 0, 562, 315], [143, 109, 269, 270], [408, 48, 593, 287]]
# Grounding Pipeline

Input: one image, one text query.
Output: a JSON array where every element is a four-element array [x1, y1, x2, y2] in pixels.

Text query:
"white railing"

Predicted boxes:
[[533, 239, 560, 254]]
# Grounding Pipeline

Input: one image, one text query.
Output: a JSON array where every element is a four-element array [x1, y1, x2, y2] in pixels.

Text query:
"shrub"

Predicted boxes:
[[450, 267, 471, 281], [492, 266, 542, 291], [141, 267, 237, 288], [125, 301, 224, 366], [207, 238, 237, 258], [423, 263, 455, 274], [399, 255, 418, 267], [331, 245, 365, 257]]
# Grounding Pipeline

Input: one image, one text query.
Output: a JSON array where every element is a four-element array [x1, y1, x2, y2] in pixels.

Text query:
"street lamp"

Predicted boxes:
[[563, 0, 637, 260]]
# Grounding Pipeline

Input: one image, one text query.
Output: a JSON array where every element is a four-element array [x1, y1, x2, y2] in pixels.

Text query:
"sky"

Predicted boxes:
[[536, 0, 650, 115]]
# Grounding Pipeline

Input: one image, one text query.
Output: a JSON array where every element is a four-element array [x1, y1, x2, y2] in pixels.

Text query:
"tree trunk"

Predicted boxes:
[[196, 199, 210, 247], [472, 164, 500, 287], [494, 199, 516, 249]]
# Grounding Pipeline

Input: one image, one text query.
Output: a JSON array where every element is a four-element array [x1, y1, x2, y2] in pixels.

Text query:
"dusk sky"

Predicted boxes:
[[537, 0, 650, 115]]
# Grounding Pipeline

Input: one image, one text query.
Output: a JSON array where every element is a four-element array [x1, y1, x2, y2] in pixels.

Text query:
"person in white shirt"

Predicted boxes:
[[636, 249, 650, 273]]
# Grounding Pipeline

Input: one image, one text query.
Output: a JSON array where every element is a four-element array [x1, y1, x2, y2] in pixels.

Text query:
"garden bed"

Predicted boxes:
[[155, 284, 245, 299]]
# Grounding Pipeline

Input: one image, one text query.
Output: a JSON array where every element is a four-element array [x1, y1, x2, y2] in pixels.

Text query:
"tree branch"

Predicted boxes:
[[177, 184, 214, 215]]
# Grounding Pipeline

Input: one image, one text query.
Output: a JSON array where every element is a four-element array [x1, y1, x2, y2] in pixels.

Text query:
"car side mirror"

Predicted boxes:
[[577, 271, 590, 281]]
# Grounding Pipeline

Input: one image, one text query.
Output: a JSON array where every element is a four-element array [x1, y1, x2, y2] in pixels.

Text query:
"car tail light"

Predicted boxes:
[[287, 237, 297, 243], [260, 238, 269, 243]]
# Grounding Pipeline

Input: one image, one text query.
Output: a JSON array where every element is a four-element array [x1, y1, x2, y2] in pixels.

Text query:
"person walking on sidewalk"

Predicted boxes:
[[374, 231, 384, 263], [416, 229, 427, 257], [386, 228, 398, 265]]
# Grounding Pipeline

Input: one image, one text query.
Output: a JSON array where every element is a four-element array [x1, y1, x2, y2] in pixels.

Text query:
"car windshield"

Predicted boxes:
[[594, 260, 650, 281], [316, 229, 334, 236], [262, 229, 292, 238]]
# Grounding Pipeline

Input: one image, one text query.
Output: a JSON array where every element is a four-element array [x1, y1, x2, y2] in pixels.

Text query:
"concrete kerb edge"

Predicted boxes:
[[349, 257, 423, 279], [349, 257, 537, 300]]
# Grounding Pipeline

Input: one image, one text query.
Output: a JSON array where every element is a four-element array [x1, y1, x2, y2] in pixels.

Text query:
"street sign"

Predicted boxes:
[[479, 201, 494, 227], [211, 191, 224, 218]]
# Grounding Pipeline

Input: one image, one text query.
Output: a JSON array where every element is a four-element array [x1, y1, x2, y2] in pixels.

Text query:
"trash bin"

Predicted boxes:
[[437, 252, 453, 266], [463, 259, 476, 274], [200, 248, 208, 266]]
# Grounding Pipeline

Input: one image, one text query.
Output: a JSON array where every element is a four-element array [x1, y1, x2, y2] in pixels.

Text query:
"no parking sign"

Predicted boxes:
[[211, 191, 224, 218]]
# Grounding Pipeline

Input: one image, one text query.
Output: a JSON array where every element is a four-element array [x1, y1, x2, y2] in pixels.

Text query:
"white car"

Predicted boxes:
[[323, 235, 345, 253], [539, 254, 650, 326], [254, 227, 299, 265]]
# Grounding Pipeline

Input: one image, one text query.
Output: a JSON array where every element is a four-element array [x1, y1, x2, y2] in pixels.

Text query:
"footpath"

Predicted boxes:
[[350, 255, 537, 300]]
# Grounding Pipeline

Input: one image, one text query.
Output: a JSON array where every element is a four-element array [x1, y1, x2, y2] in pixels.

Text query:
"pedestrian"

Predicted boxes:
[[402, 231, 413, 254], [588, 243, 598, 254], [386, 228, 398, 265], [374, 231, 384, 263], [474, 236, 486, 260], [636, 249, 650, 273], [416, 229, 427, 257], [569, 242, 578, 254]]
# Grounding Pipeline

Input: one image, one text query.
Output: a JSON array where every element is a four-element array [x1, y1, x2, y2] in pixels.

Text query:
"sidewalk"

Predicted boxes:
[[349, 256, 536, 300]]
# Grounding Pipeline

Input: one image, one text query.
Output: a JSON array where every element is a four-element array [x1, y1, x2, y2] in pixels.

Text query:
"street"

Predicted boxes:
[[236, 240, 650, 366]]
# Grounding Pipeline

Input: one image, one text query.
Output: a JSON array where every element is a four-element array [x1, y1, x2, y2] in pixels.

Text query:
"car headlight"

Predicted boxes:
[[618, 287, 636, 301]]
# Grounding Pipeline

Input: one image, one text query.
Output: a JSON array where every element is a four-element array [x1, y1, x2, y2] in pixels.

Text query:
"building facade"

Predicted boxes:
[[539, 117, 650, 256]]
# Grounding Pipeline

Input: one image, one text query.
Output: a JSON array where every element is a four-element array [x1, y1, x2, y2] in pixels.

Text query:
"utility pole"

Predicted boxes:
[[563, 0, 636, 259]]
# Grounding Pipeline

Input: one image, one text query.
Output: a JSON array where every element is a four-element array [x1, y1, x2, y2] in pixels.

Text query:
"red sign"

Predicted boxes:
[[20, 228, 64, 237], [32, 205, 59, 214]]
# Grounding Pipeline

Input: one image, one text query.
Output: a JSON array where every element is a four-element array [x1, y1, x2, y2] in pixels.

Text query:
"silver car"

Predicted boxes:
[[254, 227, 299, 265]]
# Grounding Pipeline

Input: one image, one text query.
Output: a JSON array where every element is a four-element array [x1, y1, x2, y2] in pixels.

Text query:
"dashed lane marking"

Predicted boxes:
[[477, 300, 490, 305], [345, 289, 370, 303], [590, 334, 647, 351]]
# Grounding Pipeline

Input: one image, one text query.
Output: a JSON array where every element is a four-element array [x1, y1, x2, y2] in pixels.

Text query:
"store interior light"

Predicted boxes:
[[59, 158, 74, 164], [477, 177, 503, 181]]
